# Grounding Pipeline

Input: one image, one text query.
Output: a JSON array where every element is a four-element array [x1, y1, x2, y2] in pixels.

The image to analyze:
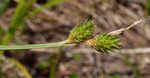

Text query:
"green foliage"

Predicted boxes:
[[1, 0, 36, 45], [29, 0, 66, 17], [123, 56, 141, 78], [39, 61, 49, 68], [145, 0, 150, 17], [8, 58, 32, 78], [0, 28, 5, 44], [111, 74, 120, 78], [68, 20, 94, 43], [0, 0, 10, 14], [69, 73, 80, 78], [0, 0, 70, 51], [49, 56, 57, 78], [73, 53, 82, 60], [0, 72, 7, 78], [91, 33, 120, 53], [0, 0, 36, 55], [49, 50, 63, 78]]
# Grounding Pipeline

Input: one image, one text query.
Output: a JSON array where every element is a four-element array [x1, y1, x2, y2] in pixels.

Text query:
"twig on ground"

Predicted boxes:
[[109, 19, 144, 35]]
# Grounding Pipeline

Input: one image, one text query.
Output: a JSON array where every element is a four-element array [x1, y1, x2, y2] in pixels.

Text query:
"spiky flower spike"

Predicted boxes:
[[85, 33, 120, 53], [68, 20, 94, 43]]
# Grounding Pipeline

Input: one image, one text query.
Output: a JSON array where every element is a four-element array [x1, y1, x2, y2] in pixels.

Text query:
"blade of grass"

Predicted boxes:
[[8, 58, 32, 78], [0, 40, 74, 50], [49, 55, 57, 78], [28, 0, 66, 17], [123, 56, 141, 78], [0, 27, 4, 44], [2, 0, 36, 45], [0, 0, 10, 14], [0, 0, 36, 74], [0, 0, 36, 54], [49, 49, 63, 78]]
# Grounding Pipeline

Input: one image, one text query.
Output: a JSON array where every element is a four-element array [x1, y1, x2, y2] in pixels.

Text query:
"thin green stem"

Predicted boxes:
[[28, 0, 66, 18], [0, 0, 36, 55], [0, 40, 74, 50]]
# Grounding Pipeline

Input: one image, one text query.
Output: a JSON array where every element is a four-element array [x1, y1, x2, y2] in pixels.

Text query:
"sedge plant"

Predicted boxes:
[[0, 19, 145, 53]]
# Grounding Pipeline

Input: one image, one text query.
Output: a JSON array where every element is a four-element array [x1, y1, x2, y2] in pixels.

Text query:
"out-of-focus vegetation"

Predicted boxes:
[[145, 0, 150, 17], [0, 0, 68, 78], [0, 0, 10, 14], [0, 0, 150, 78]]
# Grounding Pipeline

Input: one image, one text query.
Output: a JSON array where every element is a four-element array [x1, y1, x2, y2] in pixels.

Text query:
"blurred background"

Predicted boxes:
[[0, 0, 150, 78]]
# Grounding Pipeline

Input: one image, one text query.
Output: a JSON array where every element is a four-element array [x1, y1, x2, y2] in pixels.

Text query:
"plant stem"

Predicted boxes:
[[0, 0, 36, 55], [0, 40, 74, 50], [8, 58, 32, 78], [28, 0, 66, 17], [2, 0, 36, 45]]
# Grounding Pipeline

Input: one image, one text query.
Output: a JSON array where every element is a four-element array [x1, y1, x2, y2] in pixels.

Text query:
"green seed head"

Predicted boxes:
[[86, 33, 120, 53], [68, 20, 94, 43]]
